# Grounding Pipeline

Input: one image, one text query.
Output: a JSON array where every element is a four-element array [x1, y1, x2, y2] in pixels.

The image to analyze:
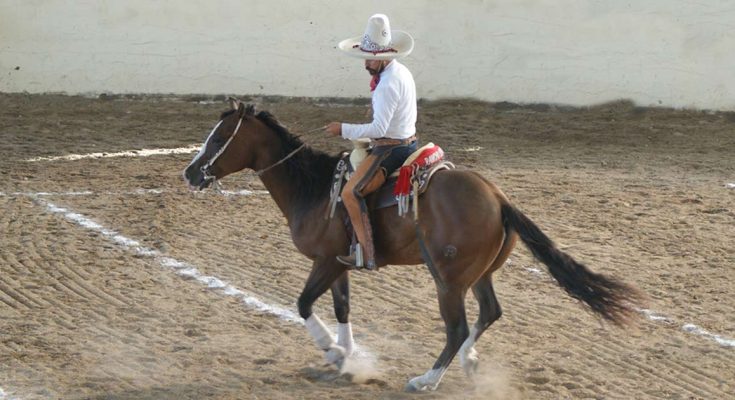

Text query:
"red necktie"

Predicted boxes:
[[370, 74, 380, 92]]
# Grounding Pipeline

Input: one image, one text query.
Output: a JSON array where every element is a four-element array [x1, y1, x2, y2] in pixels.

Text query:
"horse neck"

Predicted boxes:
[[257, 165, 310, 224], [252, 125, 334, 227]]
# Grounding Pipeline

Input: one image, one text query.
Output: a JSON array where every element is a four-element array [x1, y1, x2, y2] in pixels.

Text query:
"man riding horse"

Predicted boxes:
[[325, 14, 418, 270], [183, 12, 644, 392]]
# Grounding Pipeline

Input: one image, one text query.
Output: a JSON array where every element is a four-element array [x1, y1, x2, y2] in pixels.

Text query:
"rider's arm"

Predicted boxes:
[[341, 82, 399, 140]]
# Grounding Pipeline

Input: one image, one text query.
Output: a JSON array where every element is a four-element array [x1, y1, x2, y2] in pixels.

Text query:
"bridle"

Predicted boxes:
[[200, 116, 244, 188], [200, 114, 324, 190]]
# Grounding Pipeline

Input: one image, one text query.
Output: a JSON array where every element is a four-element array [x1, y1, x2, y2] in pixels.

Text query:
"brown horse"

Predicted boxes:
[[183, 100, 643, 391]]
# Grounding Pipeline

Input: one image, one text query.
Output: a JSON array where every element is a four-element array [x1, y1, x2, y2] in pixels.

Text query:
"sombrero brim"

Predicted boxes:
[[337, 30, 414, 60]]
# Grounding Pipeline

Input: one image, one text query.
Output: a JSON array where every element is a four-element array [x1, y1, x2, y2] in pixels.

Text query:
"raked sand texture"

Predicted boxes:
[[1, 94, 733, 399]]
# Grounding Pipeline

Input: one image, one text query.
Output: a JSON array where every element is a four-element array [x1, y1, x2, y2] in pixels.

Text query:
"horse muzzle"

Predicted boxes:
[[182, 164, 214, 191]]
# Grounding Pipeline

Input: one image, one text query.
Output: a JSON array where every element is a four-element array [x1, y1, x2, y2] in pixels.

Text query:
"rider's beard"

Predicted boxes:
[[366, 60, 385, 76]]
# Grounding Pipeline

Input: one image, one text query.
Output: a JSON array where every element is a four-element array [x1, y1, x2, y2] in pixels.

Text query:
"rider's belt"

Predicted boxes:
[[371, 135, 417, 147]]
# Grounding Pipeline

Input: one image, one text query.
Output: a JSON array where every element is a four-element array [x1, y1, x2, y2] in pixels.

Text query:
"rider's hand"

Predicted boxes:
[[325, 122, 342, 137]]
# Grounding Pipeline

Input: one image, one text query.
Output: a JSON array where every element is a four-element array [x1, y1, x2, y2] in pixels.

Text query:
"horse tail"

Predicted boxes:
[[501, 203, 642, 325]]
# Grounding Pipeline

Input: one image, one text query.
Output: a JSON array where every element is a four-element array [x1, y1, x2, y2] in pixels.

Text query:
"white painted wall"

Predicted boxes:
[[1, 0, 733, 109]]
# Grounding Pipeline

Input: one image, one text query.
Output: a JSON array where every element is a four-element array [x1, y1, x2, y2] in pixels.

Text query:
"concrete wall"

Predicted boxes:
[[1, 0, 733, 109]]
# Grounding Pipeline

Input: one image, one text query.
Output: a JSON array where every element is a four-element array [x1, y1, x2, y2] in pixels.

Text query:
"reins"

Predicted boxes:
[[254, 124, 326, 176]]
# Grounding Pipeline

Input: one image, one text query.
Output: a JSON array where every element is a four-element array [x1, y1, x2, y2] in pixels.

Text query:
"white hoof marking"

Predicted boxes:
[[337, 322, 354, 357], [325, 344, 347, 368], [459, 325, 480, 376], [405, 368, 446, 392]]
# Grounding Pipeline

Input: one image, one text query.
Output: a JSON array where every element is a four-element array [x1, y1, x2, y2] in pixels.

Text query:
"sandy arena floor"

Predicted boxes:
[[0, 93, 733, 399]]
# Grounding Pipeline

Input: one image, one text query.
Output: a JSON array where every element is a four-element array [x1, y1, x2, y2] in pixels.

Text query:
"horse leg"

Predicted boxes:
[[330, 271, 354, 356], [297, 259, 349, 368], [406, 287, 469, 392], [460, 274, 502, 377], [460, 231, 515, 377]]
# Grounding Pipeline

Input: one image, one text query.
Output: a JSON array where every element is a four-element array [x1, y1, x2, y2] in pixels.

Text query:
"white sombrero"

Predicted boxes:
[[337, 14, 414, 60]]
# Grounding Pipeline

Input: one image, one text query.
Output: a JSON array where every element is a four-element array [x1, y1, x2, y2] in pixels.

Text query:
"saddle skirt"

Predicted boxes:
[[327, 142, 455, 220]]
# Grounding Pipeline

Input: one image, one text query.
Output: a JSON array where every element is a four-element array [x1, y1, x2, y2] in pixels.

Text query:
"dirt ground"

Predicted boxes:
[[0, 93, 733, 399]]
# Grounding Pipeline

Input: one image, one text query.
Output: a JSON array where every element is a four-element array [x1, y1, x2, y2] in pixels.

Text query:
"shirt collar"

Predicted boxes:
[[383, 60, 397, 73]]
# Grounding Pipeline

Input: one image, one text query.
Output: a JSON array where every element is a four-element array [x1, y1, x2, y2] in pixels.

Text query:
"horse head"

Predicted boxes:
[[184, 98, 260, 190]]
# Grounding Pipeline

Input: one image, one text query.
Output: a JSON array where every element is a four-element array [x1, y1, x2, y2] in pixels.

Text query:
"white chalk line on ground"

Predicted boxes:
[[33, 196, 371, 346], [508, 258, 735, 348], [5, 190, 731, 397], [523, 266, 544, 277], [24, 145, 200, 162], [6, 195, 371, 399], [0, 189, 269, 197], [0, 386, 19, 400], [682, 324, 735, 348], [37, 198, 302, 324], [10, 189, 735, 349]]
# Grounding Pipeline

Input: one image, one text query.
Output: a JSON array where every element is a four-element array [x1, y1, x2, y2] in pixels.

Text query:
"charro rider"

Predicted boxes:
[[325, 14, 418, 270]]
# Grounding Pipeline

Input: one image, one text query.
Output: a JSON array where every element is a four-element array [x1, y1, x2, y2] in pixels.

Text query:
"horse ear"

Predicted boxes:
[[245, 104, 256, 116], [228, 97, 240, 110]]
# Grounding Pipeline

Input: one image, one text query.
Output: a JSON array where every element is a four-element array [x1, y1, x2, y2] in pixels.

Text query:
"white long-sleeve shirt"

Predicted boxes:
[[341, 60, 417, 140]]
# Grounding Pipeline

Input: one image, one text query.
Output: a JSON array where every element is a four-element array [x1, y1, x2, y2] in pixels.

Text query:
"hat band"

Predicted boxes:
[[357, 34, 398, 55], [353, 44, 397, 55]]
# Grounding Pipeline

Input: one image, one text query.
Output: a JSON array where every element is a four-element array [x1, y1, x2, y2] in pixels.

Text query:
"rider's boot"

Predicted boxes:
[[337, 155, 385, 270], [336, 203, 377, 270]]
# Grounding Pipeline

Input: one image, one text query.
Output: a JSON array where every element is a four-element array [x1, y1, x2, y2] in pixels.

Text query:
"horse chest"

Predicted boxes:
[[289, 218, 348, 260]]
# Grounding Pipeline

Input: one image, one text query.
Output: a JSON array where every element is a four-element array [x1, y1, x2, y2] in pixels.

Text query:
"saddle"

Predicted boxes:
[[327, 141, 455, 220]]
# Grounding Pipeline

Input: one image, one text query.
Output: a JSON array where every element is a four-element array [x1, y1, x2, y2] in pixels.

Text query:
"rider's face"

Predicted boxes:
[[364, 59, 384, 76]]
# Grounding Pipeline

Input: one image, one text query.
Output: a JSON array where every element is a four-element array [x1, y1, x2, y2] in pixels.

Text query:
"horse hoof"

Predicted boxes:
[[404, 377, 437, 392], [461, 347, 479, 377], [404, 381, 425, 392], [463, 358, 479, 378], [325, 344, 346, 369]]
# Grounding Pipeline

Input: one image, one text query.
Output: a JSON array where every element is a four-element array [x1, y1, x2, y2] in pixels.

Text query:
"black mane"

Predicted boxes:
[[255, 110, 340, 212], [219, 109, 237, 120]]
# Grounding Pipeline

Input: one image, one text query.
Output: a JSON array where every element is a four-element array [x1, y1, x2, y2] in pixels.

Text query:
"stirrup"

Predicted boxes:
[[337, 255, 377, 271], [336, 245, 376, 270], [337, 243, 363, 267]]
